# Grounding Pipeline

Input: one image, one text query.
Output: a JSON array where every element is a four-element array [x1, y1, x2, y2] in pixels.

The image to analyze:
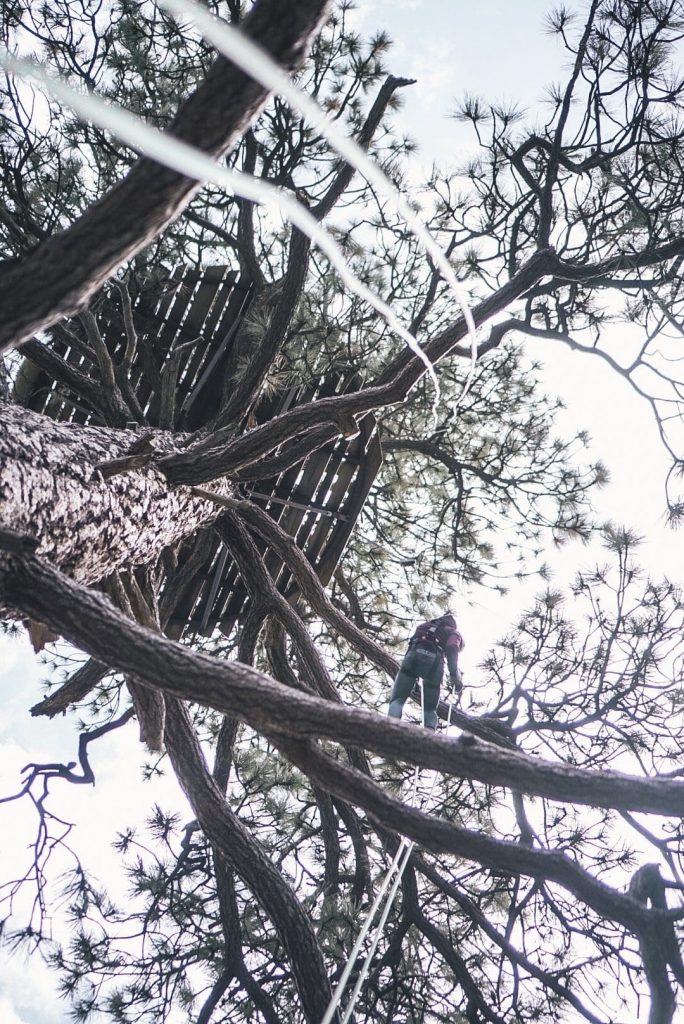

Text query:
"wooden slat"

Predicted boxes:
[[209, 377, 382, 636], [180, 277, 253, 429], [173, 268, 234, 388], [146, 268, 219, 422], [15, 261, 382, 641]]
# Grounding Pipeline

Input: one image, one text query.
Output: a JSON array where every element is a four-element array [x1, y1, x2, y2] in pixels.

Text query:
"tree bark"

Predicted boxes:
[[163, 697, 335, 1024], [0, 402, 231, 585]]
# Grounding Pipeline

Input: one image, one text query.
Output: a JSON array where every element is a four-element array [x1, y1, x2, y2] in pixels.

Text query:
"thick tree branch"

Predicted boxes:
[[30, 658, 108, 718], [234, 131, 265, 289], [0, 401, 233, 586], [5, 550, 684, 822], [218, 512, 340, 701], [17, 337, 108, 419], [216, 227, 311, 427], [158, 249, 554, 484], [546, 238, 684, 287], [226, 494, 397, 674], [0, 0, 332, 353], [163, 696, 335, 1024], [630, 864, 684, 1024], [275, 735, 654, 933], [233, 424, 337, 481], [103, 570, 166, 750]]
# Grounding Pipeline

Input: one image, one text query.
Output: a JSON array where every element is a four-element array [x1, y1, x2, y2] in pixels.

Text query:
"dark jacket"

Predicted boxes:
[[409, 614, 464, 677]]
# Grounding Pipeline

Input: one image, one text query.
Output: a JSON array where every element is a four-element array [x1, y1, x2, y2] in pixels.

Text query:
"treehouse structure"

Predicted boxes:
[[16, 264, 382, 635]]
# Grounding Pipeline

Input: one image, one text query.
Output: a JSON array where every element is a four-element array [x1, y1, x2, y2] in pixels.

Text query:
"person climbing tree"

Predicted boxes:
[[387, 612, 464, 729]]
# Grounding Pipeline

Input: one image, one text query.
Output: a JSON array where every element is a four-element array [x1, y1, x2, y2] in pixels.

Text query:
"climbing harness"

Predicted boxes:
[[410, 620, 446, 653], [320, 683, 458, 1024]]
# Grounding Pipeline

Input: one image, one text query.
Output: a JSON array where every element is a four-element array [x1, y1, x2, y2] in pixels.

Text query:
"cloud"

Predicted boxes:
[[0, 996, 31, 1024], [0, 954, 69, 1024], [407, 40, 460, 114]]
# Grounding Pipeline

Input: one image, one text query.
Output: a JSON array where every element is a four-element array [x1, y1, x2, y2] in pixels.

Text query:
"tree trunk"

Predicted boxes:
[[0, 401, 230, 587]]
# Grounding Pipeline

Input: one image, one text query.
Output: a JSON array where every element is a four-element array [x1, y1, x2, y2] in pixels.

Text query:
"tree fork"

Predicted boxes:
[[0, 401, 233, 586]]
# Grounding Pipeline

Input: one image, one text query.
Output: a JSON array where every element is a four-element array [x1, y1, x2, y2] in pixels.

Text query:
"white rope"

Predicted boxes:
[[320, 686, 425, 1024], [339, 838, 414, 1024], [319, 833, 409, 1024], [0, 50, 440, 399], [335, 679, 423, 1015], [325, 686, 458, 1024], [152, 0, 480, 408]]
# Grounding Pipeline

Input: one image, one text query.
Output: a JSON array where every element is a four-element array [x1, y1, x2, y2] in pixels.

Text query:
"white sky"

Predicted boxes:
[[2, 1, 682, 1020]]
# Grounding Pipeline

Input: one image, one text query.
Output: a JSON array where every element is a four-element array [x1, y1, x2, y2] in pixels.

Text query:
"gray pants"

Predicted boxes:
[[388, 645, 443, 729]]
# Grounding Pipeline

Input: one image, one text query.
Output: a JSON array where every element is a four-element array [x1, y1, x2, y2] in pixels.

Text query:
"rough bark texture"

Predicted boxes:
[[0, 402, 231, 585], [163, 697, 335, 1024], [3, 3, 684, 1017], [3, 545, 668, 937]]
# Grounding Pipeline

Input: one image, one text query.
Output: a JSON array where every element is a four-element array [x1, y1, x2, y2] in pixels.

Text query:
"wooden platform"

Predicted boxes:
[[171, 370, 382, 635], [18, 264, 252, 430], [16, 264, 382, 636]]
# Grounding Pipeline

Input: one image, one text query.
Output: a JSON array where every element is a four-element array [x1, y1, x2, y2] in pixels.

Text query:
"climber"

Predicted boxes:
[[387, 612, 464, 730]]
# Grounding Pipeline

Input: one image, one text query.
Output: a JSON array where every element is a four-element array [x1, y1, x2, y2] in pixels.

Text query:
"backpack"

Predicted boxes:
[[410, 620, 447, 653]]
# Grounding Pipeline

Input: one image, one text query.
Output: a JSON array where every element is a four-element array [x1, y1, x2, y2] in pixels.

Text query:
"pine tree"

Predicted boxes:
[[3, 2, 684, 1022]]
